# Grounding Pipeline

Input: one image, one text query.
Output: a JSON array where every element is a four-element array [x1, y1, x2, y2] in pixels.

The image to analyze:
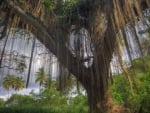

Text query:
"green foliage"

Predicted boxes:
[[0, 99, 4, 107], [0, 106, 88, 113], [63, 0, 80, 11], [1, 86, 89, 113], [110, 56, 150, 113], [35, 67, 47, 87], [69, 95, 89, 112], [13, 77, 25, 91], [54, 0, 80, 18], [3, 75, 25, 91], [3, 76, 13, 91], [127, 71, 150, 113], [44, 0, 56, 9], [110, 75, 130, 104], [43, 0, 86, 21], [0, 107, 55, 113], [5, 94, 34, 107], [33, 88, 67, 106]]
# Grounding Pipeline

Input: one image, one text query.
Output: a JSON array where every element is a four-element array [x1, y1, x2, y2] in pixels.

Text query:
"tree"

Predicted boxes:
[[13, 77, 25, 93], [2, 76, 13, 96], [1, 0, 149, 112], [3, 75, 25, 94], [35, 67, 47, 88]]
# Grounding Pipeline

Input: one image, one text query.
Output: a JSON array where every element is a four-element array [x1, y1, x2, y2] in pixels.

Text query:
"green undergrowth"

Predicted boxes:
[[0, 56, 149, 113], [110, 55, 150, 113], [0, 106, 88, 113], [0, 88, 89, 113]]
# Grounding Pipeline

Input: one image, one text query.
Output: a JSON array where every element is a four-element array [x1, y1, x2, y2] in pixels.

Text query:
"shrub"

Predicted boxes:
[[0, 99, 4, 107]]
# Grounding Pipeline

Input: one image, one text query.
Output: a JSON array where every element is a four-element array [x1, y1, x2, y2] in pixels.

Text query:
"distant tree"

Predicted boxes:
[[13, 77, 25, 93], [35, 67, 47, 88], [44, 77, 52, 89], [3, 75, 25, 95], [2, 76, 13, 96]]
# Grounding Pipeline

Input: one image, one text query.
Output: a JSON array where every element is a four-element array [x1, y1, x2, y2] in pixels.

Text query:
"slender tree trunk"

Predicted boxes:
[[0, 35, 9, 68], [26, 37, 36, 88]]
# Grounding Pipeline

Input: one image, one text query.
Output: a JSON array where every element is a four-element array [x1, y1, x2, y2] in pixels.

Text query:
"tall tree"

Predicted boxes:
[[1, 0, 149, 112]]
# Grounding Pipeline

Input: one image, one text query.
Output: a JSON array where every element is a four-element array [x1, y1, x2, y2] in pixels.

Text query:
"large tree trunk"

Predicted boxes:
[[83, 1, 116, 112]]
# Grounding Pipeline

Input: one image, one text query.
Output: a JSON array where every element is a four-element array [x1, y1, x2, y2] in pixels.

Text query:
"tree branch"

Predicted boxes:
[[5, 0, 56, 48], [4, 0, 91, 84]]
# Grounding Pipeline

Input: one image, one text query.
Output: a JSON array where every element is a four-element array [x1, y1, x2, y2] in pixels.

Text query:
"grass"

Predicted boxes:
[[0, 106, 89, 113]]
